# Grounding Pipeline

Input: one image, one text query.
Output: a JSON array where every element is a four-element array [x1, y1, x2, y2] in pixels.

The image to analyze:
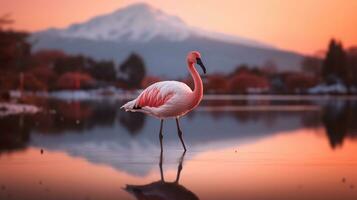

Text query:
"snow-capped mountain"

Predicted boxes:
[[32, 3, 304, 77], [52, 3, 192, 42], [44, 3, 272, 48]]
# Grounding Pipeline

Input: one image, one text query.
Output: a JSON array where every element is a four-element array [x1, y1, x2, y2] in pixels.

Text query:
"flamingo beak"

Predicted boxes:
[[196, 58, 206, 74]]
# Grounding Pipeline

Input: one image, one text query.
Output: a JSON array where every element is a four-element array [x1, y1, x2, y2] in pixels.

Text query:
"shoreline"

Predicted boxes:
[[8, 89, 357, 101]]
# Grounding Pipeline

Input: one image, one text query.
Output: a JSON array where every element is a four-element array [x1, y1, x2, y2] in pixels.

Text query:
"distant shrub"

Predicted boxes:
[[30, 67, 57, 90], [32, 50, 67, 66], [206, 74, 228, 94], [56, 72, 94, 90], [284, 73, 318, 93], [0, 72, 18, 90], [88, 61, 116, 82], [228, 72, 270, 94], [118, 53, 146, 89], [22, 72, 47, 91]]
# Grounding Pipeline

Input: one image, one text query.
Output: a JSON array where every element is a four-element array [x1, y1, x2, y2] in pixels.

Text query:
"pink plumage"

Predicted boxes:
[[136, 87, 174, 108]]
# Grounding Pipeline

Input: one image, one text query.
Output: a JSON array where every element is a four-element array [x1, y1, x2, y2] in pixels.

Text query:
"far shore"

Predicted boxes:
[[5, 89, 357, 101]]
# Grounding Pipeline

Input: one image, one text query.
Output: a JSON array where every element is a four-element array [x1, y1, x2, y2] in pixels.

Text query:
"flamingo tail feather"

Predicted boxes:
[[121, 99, 140, 112]]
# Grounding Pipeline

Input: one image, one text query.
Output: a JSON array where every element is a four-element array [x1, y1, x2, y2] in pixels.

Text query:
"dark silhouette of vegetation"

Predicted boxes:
[[204, 65, 317, 94], [0, 29, 32, 92], [206, 74, 228, 94], [346, 47, 357, 88], [53, 55, 90, 74], [118, 53, 146, 89], [320, 39, 357, 91], [0, 17, 148, 91], [283, 73, 318, 93], [0, 14, 13, 30], [56, 72, 94, 90], [0, 31, 31, 71], [228, 66, 269, 94], [0, 14, 30, 72], [89, 60, 116, 82], [322, 39, 347, 84], [301, 56, 322, 77], [0, 25, 148, 91]]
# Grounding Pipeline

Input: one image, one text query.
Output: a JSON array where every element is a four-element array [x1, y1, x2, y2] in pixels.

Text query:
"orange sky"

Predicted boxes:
[[1, 0, 357, 54]]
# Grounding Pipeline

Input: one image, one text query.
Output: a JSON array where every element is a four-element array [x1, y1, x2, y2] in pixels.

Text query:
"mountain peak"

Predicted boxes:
[[111, 2, 157, 17], [49, 2, 190, 42], [118, 2, 153, 12], [37, 3, 272, 48]]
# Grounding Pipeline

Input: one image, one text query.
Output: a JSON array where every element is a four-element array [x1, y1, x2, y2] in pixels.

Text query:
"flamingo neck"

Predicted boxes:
[[188, 62, 203, 108]]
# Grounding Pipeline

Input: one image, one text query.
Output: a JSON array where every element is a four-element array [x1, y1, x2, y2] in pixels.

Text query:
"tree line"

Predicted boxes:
[[0, 28, 146, 92], [202, 39, 357, 94], [322, 39, 357, 88]]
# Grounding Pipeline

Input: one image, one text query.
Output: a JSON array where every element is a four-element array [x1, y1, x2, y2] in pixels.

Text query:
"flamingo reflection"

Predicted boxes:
[[125, 151, 199, 200]]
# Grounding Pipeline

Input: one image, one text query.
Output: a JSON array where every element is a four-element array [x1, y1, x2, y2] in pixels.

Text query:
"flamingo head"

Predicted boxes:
[[187, 51, 206, 74]]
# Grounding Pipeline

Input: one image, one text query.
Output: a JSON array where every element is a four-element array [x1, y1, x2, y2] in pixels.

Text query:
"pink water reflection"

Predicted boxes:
[[0, 128, 357, 200]]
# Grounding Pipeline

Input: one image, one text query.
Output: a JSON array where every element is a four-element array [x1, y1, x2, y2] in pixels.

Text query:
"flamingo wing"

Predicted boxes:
[[121, 81, 192, 117], [135, 83, 175, 108]]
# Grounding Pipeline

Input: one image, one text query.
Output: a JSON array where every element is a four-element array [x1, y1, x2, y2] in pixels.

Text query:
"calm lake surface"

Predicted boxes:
[[1, 95, 357, 200]]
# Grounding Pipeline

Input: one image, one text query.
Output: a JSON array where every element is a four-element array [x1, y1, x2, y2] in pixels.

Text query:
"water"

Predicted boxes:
[[0, 96, 357, 200]]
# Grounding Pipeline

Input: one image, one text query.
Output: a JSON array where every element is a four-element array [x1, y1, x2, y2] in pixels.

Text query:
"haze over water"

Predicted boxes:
[[0, 96, 357, 200]]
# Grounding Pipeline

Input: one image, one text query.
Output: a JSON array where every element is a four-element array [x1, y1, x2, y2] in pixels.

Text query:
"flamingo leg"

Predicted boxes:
[[159, 149, 165, 182], [175, 118, 187, 151], [159, 119, 164, 151], [175, 151, 186, 183]]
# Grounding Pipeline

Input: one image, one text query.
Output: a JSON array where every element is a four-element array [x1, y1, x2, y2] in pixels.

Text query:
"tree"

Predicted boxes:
[[322, 39, 347, 84], [31, 50, 66, 67], [261, 59, 277, 75], [0, 16, 31, 91], [301, 56, 322, 77], [29, 66, 57, 90], [206, 74, 228, 94], [228, 71, 269, 94], [56, 72, 94, 90], [118, 53, 146, 89], [229, 64, 250, 78], [89, 60, 116, 82], [0, 14, 13, 30], [0, 30, 31, 72], [284, 73, 318, 93], [21, 72, 47, 91], [54, 55, 94, 75], [346, 47, 357, 87]]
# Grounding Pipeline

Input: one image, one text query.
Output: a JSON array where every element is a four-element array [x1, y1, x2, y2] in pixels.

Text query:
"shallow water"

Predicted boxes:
[[0, 96, 357, 200]]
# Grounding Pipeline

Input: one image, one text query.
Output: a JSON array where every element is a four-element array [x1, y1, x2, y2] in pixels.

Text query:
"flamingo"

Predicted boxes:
[[121, 51, 206, 151]]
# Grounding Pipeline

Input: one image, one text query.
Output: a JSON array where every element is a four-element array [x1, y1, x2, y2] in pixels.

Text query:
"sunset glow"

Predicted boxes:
[[1, 0, 357, 54]]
